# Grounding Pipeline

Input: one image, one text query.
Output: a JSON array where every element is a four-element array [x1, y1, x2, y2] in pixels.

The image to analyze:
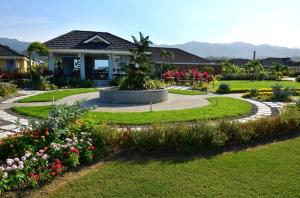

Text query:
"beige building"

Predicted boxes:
[[0, 44, 29, 73]]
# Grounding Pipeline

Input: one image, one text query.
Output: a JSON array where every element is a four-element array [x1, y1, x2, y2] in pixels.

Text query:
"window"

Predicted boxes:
[[94, 60, 108, 70]]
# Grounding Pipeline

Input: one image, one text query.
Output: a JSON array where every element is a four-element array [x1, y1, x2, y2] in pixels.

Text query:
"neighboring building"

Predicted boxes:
[[149, 47, 221, 74], [228, 58, 250, 67], [44, 30, 221, 81], [0, 44, 29, 73], [260, 57, 294, 68]]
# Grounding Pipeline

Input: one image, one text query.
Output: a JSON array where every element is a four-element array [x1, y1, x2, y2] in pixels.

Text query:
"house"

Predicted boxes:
[[44, 30, 221, 81], [149, 47, 221, 74], [0, 44, 29, 73], [260, 57, 294, 68]]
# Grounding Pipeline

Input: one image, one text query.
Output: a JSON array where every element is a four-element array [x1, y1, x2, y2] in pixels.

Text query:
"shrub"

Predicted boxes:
[[216, 83, 230, 93], [200, 66, 215, 74], [145, 80, 165, 89], [0, 83, 18, 97], [271, 84, 295, 102], [111, 76, 126, 86], [296, 76, 300, 82]]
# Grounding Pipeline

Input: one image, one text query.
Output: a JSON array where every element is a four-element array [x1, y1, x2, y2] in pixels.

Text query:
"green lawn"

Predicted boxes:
[[18, 88, 99, 103], [211, 80, 300, 91], [168, 89, 206, 95], [37, 137, 300, 198], [12, 97, 252, 125]]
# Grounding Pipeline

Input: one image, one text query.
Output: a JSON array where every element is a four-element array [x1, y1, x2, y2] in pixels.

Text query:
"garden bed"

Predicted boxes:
[[100, 87, 168, 104]]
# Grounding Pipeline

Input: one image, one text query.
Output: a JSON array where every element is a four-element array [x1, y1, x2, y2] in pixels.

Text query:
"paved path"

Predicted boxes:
[[0, 87, 288, 138]]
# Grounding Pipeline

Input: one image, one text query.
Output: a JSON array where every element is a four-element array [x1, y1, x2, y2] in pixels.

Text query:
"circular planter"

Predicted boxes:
[[100, 88, 168, 104]]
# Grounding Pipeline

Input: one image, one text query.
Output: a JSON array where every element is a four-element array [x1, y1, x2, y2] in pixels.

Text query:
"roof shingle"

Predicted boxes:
[[44, 30, 136, 51]]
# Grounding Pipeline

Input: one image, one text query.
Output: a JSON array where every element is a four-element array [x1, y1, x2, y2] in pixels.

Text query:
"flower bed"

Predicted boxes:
[[0, 102, 96, 194], [163, 69, 213, 85]]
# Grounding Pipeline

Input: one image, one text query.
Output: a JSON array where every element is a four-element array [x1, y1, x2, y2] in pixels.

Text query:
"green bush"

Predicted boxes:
[[145, 80, 165, 89], [271, 84, 295, 102], [110, 76, 126, 86], [216, 83, 230, 93], [296, 76, 300, 82], [0, 83, 18, 97]]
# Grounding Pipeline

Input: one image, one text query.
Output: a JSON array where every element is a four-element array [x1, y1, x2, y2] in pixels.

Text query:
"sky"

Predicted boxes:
[[0, 0, 300, 48]]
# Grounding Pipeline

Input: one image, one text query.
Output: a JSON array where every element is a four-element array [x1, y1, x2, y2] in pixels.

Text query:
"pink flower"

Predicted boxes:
[[6, 159, 14, 166]]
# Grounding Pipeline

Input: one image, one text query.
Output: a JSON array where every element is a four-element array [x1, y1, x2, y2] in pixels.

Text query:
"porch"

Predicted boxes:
[[48, 52, 129, 81]]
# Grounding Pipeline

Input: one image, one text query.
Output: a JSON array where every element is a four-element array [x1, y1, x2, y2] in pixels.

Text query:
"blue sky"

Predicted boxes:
[[0, 0, 299, 47]]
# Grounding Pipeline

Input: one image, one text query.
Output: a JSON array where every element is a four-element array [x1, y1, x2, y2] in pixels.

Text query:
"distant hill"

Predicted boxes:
[[0, 38, 30, 52], [154, 42, 300, 61]]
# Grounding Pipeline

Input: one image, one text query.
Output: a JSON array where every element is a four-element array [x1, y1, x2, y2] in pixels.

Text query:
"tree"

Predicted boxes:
[[221, 61, 240, 74], [244, 60, 264, 74], [27, 42, 49, 87], [272, 63, 288, 79], [120, 32, 153, 90]]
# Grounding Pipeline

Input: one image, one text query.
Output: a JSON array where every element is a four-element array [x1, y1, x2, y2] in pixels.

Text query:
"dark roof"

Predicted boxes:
[[44, 30, 136, 51], [149, 47, 210, 64], [0, 44, 26, 57], [260, 57, 293, 66], [228, 58, 250, 66]]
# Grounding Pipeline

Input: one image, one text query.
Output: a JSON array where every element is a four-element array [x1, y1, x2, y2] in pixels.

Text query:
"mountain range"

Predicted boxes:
[[1, 37, 300, 61], [155, 42, 300, 61]]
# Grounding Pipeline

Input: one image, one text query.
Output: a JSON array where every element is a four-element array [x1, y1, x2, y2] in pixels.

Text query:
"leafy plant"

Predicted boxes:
[[216, 83, 230, 93], [0, 83, 18, 97]]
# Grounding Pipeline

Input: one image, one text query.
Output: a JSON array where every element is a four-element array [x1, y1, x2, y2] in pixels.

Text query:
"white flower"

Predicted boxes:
[[0, 166, 5, 172], [18, 165, 24, 170], [21, 156, 27, 161], [32, 157, 37, 162], [2, 172, 8, 178], [5, 167, 11, 172], [6, 159, 14, 166], [18, 161, 24, 166], [42, 154, 48, 160], [25, 152, 31, 158], [11, 165, 17, 170], [14, 158, 20, 162]]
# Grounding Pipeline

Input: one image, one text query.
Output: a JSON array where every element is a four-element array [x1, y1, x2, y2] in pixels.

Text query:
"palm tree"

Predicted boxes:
[[160, 49, 175, 78], [27, 42, 49, 87], [121, 32, 153, 90]]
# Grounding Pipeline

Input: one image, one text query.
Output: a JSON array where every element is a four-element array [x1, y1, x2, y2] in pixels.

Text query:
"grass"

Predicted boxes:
[[18, 88, 99, 103], [168, 89, 206, 95], [12, 97, 252, 125], [211, 80, 300, 91], [33, 137, 300, 198]]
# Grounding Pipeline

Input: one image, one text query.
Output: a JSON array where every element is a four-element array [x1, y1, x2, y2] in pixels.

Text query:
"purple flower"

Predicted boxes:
[[18, 165, 24, 170], [21, 156, 27, 161]]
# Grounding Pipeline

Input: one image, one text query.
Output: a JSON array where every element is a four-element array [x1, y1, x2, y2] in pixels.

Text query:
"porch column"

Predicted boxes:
[[108, 54, 114, 80], [48, 52, 55, 73], [79, 53, 86, 80]]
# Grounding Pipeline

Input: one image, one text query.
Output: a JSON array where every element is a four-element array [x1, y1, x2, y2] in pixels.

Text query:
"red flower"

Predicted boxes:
[[88, 146, 96, 151], [51, 172, 56, 176], [70, 147, 80, 154]]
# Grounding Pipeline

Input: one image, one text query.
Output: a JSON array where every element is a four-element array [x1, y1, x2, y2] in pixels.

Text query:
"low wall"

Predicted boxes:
[[100, 88, 168, 104]]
